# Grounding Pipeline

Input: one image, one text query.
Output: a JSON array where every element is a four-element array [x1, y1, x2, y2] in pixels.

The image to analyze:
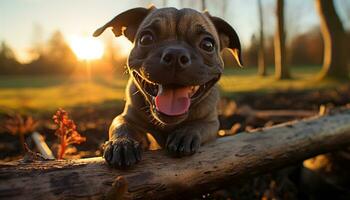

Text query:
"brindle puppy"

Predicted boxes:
[[94, 6, 242, 168]]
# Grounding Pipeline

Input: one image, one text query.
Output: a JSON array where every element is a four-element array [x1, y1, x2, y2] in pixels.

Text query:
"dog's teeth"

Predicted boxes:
[[157, 85, 163, 95], [189, 85, 200, 97], [194, 85, 200, 91], [191, 85, 200, 93], [190, 86, 199, 91]]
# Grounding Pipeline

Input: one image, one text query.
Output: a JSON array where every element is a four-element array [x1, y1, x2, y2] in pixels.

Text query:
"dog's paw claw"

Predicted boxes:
[[166, 130, 201, 157], [103, 138, 142, 168]]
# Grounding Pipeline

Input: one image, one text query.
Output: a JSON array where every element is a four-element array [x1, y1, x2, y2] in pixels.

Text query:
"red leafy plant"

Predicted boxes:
[[3, 114, 38, 151], [53, 108, 86, 159]]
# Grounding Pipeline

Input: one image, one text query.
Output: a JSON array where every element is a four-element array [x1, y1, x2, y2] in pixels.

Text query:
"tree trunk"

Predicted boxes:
[[315, 0, 349, 80], [162, 0, 167, 7], [222, 0, 227, 18], [274, 0, 291, 80], [258, 0, 267, 76], [1, 109, 350, 200], [201, 0, 206, 11], [180, 0, 185, 8]]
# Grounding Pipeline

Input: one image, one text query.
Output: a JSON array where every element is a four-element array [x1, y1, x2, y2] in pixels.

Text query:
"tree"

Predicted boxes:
[[2, 109, 350, 199], [221, 0, 228, 18], [162, 0, 167, 7], [257, 0, 266, 76], [289, 28, 323, 66], [47, 31, 77, 73], [315, 0, 349, 80], [243, 35, 259, 67], [179, 0, 185, 7], [0, 42, 21, 74], [201, 0, 206, 10], [29, 24, 45, 61], [274, 0, 291, 80], [46, 31, 76, 64], [26, 30, 77, 74], [341, 0, 350, 71]]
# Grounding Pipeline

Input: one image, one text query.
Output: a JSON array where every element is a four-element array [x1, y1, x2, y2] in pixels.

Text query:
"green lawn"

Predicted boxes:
[[219, 65, 341, 96], [0, 75, 128, 113], [0, 65, 345, 113]]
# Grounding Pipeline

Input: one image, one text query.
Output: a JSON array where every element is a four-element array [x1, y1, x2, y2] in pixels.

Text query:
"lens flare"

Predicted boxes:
[[114, 36, 133, 57], [69, 36, 104, 60]]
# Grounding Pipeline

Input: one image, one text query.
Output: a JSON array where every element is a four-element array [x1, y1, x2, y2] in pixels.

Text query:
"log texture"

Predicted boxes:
[[1, 109, 350, 200]]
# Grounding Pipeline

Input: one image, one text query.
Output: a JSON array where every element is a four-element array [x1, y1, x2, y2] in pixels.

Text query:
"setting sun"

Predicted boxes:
[[69, 36, 104, 60], [114, 36, 134, 57]]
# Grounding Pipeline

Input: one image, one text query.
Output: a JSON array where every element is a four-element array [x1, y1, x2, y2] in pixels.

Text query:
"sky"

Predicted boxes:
[[0, 0, 348, 63]]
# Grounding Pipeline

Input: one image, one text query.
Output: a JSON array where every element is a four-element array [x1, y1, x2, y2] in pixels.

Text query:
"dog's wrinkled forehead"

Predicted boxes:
[[138, 8, 220, 44], [93, 6, 243, 66]]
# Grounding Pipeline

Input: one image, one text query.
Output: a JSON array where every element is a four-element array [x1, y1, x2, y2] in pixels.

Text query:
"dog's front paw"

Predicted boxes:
[[166, 129, 201, 157], [103, 137, 142, 168]]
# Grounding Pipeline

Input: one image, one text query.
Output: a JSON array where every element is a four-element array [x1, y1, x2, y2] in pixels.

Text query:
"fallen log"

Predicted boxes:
[[254, 109, 317, 118], [1, 109, 350, 200], [241, 108, 318, 123]]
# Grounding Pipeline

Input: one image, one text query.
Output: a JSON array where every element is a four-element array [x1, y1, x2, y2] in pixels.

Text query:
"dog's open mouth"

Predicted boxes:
[[132, 71, 218, 117]]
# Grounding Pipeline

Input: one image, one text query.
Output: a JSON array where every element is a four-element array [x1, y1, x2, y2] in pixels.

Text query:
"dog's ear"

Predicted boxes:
[[93, 6, 155, 42], [207, 14, 243, 67]]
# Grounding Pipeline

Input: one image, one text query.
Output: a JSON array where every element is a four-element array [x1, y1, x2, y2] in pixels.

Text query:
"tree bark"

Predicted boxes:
[[179, 0, 185, 8], [258, 0, 267, 76], [274, 0, 291, 79], [201, 0, 206, 11], [315, 0, 349, 80], [162, 0, 167, 7], [222, 0, 227, 19], [1, 109, 350, 200]]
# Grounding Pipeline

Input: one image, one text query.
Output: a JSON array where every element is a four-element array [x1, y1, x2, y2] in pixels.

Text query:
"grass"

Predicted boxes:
[[0, 74, 128, 114], [0, 65, 346, 114], [219, 65, 342, 96]]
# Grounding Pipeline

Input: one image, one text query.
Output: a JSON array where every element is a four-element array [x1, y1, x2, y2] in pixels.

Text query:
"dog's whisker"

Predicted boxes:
[[132, 90, 140, 96], [140, 106, 149, 111]]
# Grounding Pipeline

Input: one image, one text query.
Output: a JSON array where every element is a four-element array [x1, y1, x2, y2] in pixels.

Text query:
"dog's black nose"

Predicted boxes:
[[161, 47, 191, 70]]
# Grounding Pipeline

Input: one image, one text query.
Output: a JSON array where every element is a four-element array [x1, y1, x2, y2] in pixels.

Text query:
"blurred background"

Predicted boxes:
[[0, 0, 349, 112], [1, 0, 350, 199]]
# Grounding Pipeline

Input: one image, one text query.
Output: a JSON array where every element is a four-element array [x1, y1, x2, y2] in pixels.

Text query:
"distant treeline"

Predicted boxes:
[[0, 31, 78, 75], [0, 30, 128, 76], [0, 28, 349, 75], [228, 28, 350, 68], [240, 28, 325, 67]]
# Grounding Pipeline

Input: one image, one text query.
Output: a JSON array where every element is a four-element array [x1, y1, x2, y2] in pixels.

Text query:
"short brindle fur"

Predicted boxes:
[[94, 6, 242, 168]]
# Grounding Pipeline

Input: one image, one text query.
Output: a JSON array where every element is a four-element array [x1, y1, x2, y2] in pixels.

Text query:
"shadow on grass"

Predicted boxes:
[[0, 75, 71, 89], [0, 98, 126, 117]]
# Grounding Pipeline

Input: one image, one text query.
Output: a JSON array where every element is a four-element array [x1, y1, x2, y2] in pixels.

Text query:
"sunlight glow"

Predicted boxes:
[[69, 36, 104, 60], [114, 36, 133, 57]]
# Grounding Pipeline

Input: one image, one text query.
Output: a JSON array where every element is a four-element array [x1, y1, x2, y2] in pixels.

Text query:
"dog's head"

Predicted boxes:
[[94, 7, 242, 125]]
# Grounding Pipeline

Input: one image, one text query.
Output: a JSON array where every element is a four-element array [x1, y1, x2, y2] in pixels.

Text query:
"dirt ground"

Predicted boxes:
[[1, 84, 350, 199]]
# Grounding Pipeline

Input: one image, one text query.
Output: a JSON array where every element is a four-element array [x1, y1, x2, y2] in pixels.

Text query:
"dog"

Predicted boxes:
[[93, 6, 242, 168]]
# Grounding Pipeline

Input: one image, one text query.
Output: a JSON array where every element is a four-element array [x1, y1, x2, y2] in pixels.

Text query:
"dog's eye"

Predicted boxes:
[[139, 32, 154, 46], [200, 38, 215, 52]]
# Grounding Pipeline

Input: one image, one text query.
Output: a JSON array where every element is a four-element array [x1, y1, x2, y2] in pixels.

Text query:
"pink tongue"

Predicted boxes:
[[155, 87, 191, 116]]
